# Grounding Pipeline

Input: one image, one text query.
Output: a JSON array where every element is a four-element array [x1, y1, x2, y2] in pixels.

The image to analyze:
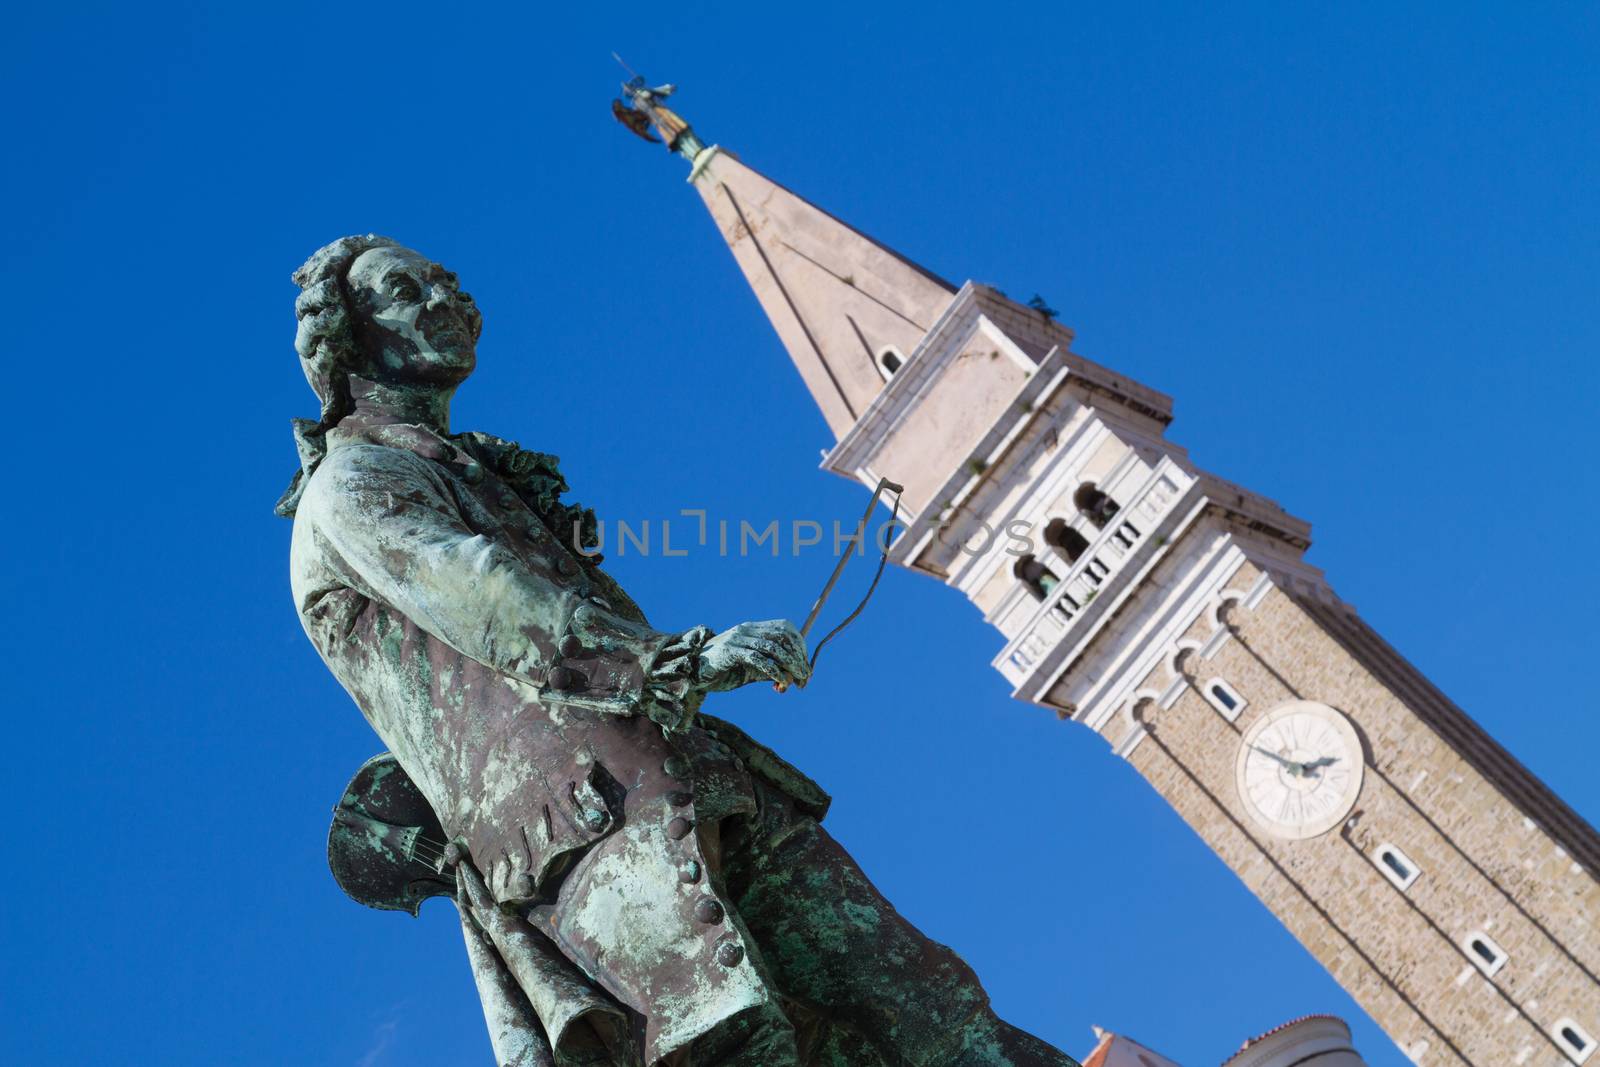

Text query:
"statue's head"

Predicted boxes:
[[292, 235, 484, 426]]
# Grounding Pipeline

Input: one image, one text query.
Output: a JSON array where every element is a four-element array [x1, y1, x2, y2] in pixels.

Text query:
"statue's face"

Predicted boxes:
[[346, 245, 482, 386]]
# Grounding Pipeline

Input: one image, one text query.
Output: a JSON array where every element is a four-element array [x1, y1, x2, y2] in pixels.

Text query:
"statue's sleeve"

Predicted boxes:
[[302, 444, 676, 710]]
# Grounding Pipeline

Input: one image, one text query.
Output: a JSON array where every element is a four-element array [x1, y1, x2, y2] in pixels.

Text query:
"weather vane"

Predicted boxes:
[[610, 54, 706, 162]]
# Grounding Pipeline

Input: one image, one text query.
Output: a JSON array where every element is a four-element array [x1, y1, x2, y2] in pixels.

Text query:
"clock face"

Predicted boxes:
[[1234, 701, 1364, 840]]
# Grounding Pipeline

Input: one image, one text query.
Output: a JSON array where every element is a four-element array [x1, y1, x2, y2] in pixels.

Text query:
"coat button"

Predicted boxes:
[[461, 460, 484, 484], [667, 791, 692, 807], [693, 898, 724, 924], [559, 635, 584, 658], [500, 490, 520, 508], [679, 860, 702, 884], [558, 556, 578, 577], [714, 941, 744, 967], [582, 808, 608, 831], [666, 816, 693, 840], [548, 666, 577, 691], [663, 756, 691, 780]]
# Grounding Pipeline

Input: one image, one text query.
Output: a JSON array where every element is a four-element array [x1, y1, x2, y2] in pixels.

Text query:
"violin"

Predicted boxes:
[[327, 753, 455, 915]]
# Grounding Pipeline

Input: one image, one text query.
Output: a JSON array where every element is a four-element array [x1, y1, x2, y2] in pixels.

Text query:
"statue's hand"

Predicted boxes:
[[698, 619, 810, 692]]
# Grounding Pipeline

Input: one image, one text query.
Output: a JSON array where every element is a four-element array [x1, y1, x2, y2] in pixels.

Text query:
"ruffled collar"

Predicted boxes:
[[274, 417, 331, 518], [452, 430, 600, 558]]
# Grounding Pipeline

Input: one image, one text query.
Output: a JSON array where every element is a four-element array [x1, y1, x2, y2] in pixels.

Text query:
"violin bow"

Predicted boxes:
[[776, 477, 905, 692]]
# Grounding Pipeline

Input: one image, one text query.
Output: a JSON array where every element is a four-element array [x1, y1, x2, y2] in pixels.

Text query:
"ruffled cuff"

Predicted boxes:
[[641, 625, 716, 732]]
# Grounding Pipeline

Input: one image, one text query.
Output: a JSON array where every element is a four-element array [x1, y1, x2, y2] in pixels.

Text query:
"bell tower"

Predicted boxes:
[[620, 85, 1600, 1065]]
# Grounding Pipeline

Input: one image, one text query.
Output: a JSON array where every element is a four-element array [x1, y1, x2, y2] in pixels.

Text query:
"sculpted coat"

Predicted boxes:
[[293, 417, 830, 1061]]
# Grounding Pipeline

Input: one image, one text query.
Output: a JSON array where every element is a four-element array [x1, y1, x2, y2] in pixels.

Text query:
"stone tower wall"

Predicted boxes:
[[1108, 557, 1600, 1064]]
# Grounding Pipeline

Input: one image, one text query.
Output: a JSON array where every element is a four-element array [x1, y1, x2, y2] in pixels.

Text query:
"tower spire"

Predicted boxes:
[[613, 73, 957, 438]]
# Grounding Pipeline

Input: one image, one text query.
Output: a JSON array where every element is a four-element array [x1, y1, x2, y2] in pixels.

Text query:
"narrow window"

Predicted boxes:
[[1373, 843, 1420, 891], [1202, 678, 1246, 721], [1554, 1019, 1595, 1064], [1463, 931, 1508, 977], [876, 346, 903, 379], [1072, 482, 1121, 528], [1042, 518, 1090, 563], [1013, 555, 1061, 603]]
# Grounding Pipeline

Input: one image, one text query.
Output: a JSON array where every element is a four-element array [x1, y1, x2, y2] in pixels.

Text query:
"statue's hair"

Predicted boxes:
[[277, 233, 399, 517], [292, 233, 400, 428]]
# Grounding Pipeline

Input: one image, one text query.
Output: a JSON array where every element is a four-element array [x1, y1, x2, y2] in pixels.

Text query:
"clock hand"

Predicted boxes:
[[1299, 751, 1337, 777], [1252, 745, 1307, 777]]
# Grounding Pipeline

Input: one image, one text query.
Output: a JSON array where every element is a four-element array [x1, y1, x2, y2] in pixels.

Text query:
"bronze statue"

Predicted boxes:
[[282, 235, 1077, 1067]]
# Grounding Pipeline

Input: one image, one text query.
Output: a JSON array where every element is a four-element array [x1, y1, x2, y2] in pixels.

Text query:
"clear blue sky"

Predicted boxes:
[[3, 3, 1596, 1064]]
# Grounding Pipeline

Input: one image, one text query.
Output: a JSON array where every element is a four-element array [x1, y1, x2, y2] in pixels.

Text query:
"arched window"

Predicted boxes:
[[1462, 931, 1508, 977], [1043, 518, 1090, 562], [876, 346, 904, 379], [1073, 482, 1120, 528], [1202, 677, 1247, 721], [1554, 1018, 1595, 1064], [1373, 843, 1421, 891], [1013, 554, 1061, 602]]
